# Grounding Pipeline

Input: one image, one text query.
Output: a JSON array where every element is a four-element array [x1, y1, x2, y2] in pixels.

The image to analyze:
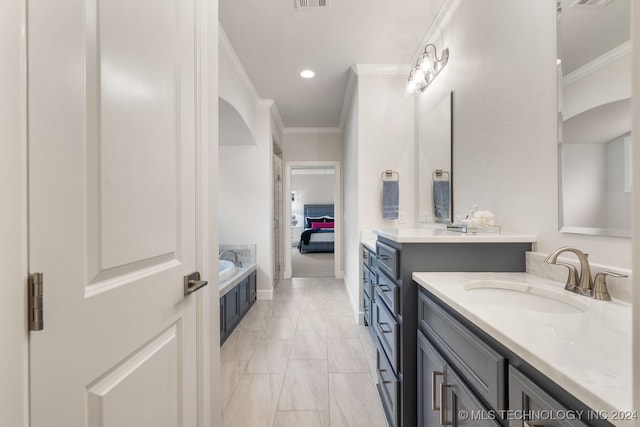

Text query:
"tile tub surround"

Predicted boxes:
[[413, 271, 632, 424], [221, 277, 385, 427], [219, 243, 256, 265]]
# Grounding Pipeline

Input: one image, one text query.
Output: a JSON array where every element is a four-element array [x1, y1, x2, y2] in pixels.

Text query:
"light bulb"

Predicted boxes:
[[405, 78, 419, 97], [418, 52, 434, 74]]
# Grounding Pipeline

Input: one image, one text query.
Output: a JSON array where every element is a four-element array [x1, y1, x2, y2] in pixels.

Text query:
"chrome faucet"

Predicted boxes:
[[544, 247, 628, 301], [544, 247, 593, 296], [219, 249, 242, 268]]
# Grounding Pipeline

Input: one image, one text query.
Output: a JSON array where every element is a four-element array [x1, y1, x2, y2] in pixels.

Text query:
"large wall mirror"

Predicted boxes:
[[417, 91, 453, 224], [557, 0, 631, 237]]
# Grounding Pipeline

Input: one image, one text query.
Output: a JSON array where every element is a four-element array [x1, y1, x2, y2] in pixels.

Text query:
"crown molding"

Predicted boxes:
[[352, 64, 410, 75], [410, 0, 464, 64], [282, 127, 343, 134], [220, 24, 286, 133], [563, 40, 631, 86]]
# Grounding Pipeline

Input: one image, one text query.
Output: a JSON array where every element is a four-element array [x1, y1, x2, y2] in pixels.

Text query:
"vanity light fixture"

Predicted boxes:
[[300, 69, 316, 79], [405, 44, 449, 97]]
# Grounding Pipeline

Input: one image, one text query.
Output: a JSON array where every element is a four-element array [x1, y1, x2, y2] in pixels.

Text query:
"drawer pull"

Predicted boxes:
[[379, 254, 391, 261], [379, 368, 393, 384], [440, 383, 451, 426], [431, 371, 443, 411], [377, 322, 393, 334], [378, 284, 391, 292], [524, 422, 544, 427]]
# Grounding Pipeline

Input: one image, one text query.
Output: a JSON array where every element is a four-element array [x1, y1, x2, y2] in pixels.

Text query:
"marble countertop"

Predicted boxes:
[[375, 228, 537, 243], [412, 271, 632, 425], [219, 264, 256, 297]]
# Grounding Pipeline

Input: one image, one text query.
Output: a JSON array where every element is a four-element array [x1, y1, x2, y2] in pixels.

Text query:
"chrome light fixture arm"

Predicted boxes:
[[405, 43, 449, 96]]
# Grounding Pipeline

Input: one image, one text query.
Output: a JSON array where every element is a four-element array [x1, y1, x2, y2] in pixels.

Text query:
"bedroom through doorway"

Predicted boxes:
[[286, 164, 339, 278]]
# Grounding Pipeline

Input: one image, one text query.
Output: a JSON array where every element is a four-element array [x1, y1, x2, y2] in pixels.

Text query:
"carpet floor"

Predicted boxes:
[[291, 249, 334, 277]]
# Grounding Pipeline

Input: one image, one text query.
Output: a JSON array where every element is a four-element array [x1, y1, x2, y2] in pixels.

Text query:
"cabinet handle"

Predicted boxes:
[[379, 254, 391, 261], [378, 284, 391, 292], [439, 383, 451, 426], [376, 322, 392, 334], [431, 371, 443, 411], [524, 422, 544, 427], [379, 368, 393, 384]]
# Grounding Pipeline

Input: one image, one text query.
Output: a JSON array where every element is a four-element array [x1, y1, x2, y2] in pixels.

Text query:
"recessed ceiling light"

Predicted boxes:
[[300, 69, 315, 79]]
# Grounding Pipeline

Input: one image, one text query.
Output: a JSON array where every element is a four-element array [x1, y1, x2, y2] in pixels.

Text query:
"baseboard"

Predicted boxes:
[[343, 276, 363, 324], [256, 289, 273, 300]]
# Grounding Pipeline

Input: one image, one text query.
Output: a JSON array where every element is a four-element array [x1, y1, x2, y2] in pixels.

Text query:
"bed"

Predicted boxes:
[[297, 204, 335, 253]]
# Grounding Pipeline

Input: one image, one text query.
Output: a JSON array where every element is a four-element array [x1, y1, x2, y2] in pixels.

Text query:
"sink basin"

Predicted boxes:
[[463, 280, 588, 314], [219, 260, 237, 282]]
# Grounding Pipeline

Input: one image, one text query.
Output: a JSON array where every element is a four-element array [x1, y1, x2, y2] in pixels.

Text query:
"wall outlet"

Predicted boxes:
[[398, 211, 406, 224]]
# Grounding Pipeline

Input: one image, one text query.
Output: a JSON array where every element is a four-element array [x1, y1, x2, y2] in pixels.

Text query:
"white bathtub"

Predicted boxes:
[[218, 259, 237, 282]]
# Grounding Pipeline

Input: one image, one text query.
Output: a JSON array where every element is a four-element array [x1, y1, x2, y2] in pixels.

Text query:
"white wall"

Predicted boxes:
[[0, 1, 28, 426], [282, 131, 344, 163], [291, 173, 335, 222], [341, 69, 415, 318], [413, 0, 632, 269], [218, 32, 277, 296], [343, 81, 360, 319], [631, 1, 640, 420]]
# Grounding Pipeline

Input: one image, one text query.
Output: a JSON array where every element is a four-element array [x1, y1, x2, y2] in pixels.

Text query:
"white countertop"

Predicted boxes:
[[361, 239, 376, 252], [219, 264, 256, 297], [375, 228, 537, 243], [413, 272, 632, 424]]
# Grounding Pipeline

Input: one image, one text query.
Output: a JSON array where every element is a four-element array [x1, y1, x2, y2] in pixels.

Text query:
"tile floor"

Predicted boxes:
[[221, 277, 388, 427]]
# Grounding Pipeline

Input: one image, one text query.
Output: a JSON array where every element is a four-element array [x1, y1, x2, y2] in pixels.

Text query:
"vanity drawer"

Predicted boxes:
[[376, 241, 400, 280], [376, 269, 399, 316], [418, 290, 506, 412], [363, 246, 376, 269], [375, 292, 400, 374], [509, 367, 589, 427], [376, 343, 400, 427]]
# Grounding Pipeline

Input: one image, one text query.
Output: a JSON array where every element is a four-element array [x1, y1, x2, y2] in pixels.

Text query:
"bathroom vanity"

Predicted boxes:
[[362, 228, 536, 427], [414, 272, 631, 427], [219, 267, 257, 345]]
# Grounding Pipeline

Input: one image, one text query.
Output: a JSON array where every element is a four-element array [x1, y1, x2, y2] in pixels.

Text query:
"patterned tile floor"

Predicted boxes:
[[221, 277, 387, 427]]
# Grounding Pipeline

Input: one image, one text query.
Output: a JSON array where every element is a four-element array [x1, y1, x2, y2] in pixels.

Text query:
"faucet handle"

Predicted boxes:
[[593, 271, 628, 301], [555, 262, 580, 293]]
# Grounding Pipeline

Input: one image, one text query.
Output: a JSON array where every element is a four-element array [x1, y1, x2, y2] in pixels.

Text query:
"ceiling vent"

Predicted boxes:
[[295, 0, 329, 10], [570, 0, 614, 8]]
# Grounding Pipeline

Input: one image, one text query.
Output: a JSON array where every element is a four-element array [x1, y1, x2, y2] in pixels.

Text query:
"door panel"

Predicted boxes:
[[28, 0, 203, 425]]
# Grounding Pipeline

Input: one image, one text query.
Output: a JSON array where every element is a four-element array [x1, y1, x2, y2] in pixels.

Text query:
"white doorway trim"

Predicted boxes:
[[284, 161, 343, 279]]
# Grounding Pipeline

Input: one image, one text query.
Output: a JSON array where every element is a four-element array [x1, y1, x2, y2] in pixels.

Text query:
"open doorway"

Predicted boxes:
[[284, 161, 342, 279]]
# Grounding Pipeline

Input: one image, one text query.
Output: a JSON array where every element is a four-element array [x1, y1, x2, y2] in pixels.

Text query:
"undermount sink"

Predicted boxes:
[[463, 280, 588, 314], [218, 259, 237, 282]]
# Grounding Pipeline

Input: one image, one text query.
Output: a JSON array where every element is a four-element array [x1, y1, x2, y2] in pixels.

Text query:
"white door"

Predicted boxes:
[[28, 0, 206, 426]]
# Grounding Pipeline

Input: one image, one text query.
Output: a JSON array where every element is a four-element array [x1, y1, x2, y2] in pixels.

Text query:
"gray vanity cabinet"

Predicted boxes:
[[362, 245, 377, 328], [220, 270, 257, 345], [419, 287, 614, 427], [509, 367, 590, 427], [372, 236, 530, 427]]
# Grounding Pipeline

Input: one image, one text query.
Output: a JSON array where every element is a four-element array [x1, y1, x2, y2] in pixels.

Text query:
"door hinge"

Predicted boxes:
[[28, 272, 44, 331]]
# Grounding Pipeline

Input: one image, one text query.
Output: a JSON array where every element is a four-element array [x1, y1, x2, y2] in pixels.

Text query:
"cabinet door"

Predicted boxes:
[[222, 297, 229, 344], [417, 331, 447, 427], [445, 364, 501, 427], [225, 286, 240, 332], [238, 278, 249, 315], [249, 272, 257, 303], [509, 367, 590, 427]]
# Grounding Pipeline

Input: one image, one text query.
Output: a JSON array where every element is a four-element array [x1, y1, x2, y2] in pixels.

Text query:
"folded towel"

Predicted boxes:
[[382, 180, 399, 220], [433, 180, 450, 220]]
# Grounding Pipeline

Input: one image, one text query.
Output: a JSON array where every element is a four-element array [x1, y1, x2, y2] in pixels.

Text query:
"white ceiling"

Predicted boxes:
[[219, 0, 446, 128]]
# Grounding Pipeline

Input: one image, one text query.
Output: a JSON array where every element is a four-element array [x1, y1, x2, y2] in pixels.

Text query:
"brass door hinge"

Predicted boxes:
[[28, 272, 44, 331]]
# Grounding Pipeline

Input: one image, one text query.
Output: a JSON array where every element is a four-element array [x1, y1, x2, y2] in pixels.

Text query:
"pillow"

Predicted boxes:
[[305, 216, 333, 228], [311, 221, 334, 229]]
